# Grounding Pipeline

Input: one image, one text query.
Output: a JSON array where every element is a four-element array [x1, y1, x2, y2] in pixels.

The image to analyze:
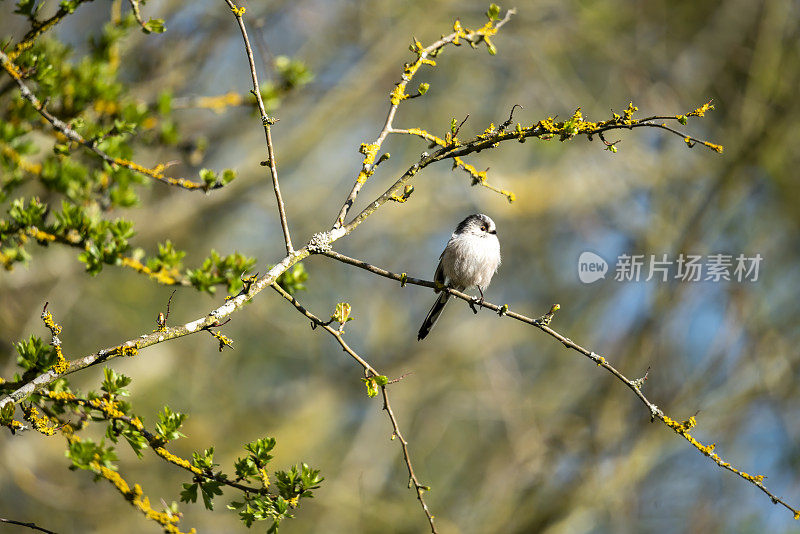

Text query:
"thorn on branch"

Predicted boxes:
[[387, 372, 413, 384], [598, 131, 620, 153], [240, 271, 258, 293], [453, 114, 470, 137], [499, 104, 522, 132], [156, 290, 177, 331]]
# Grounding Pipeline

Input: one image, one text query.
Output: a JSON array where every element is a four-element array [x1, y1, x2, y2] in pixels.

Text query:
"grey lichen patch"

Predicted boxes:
[[308, 232, 333, 254]]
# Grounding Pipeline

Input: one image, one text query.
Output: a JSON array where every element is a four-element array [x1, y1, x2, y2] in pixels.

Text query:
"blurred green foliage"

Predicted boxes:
[[0, 0, 320, 531]]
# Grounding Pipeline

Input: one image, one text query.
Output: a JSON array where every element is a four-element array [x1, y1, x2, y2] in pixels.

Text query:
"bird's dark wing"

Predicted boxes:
[[434, 259, 445, 286]]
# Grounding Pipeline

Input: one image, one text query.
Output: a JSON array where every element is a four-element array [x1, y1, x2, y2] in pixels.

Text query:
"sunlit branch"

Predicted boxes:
[[319, 249, 800, 520], [223, 0, 294, 254], [331, 8, 517, 229], [270, 283, 438, 533]]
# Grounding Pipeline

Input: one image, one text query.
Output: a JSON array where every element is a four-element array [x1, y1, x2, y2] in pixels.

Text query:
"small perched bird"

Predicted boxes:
[[417, 213, 501, 341]]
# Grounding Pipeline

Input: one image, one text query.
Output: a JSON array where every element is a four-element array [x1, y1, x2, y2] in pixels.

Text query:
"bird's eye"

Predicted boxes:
[[481, 225, 487, 232]]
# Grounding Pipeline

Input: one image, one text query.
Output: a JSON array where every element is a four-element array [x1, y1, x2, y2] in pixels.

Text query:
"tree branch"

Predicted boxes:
[[319, 249, 800, 520], [223, 0, 293, 254], [0, 50, 223, 192], [0, 518, 57, 534], [269, 283, 438, 533], [0, 248, 309, 409], [331, 8, 517, 229]]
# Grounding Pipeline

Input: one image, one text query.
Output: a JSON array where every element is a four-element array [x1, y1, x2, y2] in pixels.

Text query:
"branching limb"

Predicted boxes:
[[15, 226, 190, 285], [0, 50, 225, 192], [269, 284, 379, 377], [320, 249, 800, 520], [38, 392, 272, 497], [0, 247, 310, 409], [340, 105, 722, 234], [270, 283, 438, 533], [331, 8, 517, 229], [223, 0, 293, 254]]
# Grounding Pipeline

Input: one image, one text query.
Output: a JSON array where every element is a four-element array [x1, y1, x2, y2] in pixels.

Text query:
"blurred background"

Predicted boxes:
[[2, 0, 800, 532]]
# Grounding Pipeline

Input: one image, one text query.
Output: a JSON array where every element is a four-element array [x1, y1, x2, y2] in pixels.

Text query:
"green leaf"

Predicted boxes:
[[67, 439, 117, 471], [199, 480, 223, 510], [221, 169, 236, 185], [245, 437, 276, 467], [101, 367, 132, 396], [486, 3, 501, 21], [374, 375, 389, 386], [180, 482, 198, 504], [14, 0, 41, 17], [154, 406, 186, 443], [143, 18, 166, 34], [191, 447, 217, 470], [157, 90, 173, 115], [276, 262, 308, 295], [199, 168, 217, 186], [273, 56, 314, 90], [362, 377, 379, 398], [15, 335, 57, 372]]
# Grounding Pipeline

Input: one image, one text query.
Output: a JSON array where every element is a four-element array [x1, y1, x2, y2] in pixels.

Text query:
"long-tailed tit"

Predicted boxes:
[[417, 213, 501, 340]]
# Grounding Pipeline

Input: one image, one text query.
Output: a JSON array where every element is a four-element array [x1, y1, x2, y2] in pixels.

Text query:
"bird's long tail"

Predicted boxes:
[[417, 291, 450, 340]]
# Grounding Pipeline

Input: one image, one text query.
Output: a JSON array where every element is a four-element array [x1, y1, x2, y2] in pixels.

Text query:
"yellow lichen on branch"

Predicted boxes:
[[191, 92, 244, 112], [21, 404, 57, 436], [154, 447, 204, 476], [93, 462, 195, 534], [120, 256, 182, 285], [661, 414, 770, 489], [1, 142, 43, 174], [356, 143, 380, 184]]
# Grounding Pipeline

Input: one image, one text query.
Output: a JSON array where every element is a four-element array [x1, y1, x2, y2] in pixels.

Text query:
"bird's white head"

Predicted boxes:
[[454, 213, 497, 237]]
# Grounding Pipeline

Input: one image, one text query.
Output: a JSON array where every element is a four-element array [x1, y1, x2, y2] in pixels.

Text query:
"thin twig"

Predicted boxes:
[[320, 249, 800, 519], [269, 283, 438, 533], [127, 0, 149, 31], [269, 284, 379, 375], [0, 518, 58, 534], [223, 0, 293, 254]]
